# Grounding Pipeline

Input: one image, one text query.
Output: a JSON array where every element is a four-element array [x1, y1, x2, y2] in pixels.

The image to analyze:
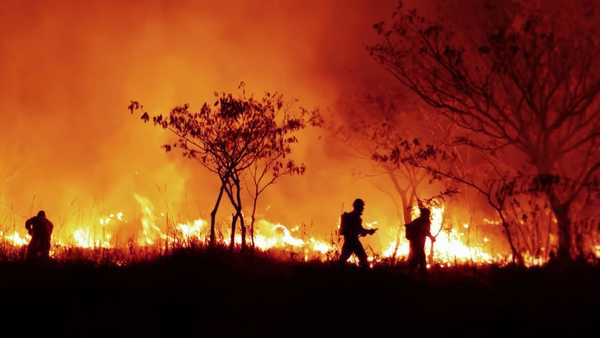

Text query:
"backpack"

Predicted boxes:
[[339, 212, 350, 236], [404, 218, 420, 240]]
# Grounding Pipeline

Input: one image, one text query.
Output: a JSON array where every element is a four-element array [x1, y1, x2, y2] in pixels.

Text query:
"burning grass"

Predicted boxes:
[[1, 194, 598, 267], [0, 195, 502, 265]]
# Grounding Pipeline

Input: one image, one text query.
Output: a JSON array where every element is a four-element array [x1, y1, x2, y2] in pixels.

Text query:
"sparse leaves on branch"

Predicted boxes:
[[129, 90, 320, 178], [370, 1, 600, 261], [129, 85, 320, 249]]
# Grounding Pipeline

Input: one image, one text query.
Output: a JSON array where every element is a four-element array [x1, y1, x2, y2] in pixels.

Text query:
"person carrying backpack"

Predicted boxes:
[[339, 198, 377, 268], [405, 207, 435, 276]]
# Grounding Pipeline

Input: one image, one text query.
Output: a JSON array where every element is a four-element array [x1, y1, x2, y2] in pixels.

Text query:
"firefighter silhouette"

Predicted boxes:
[[339, 199, 377, 267], [405, 207, 435, 275], [25, 210, 53, 261]]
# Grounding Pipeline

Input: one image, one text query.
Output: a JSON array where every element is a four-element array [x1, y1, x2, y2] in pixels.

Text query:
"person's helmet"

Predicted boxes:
[[37, 210, 46, 218], [419, 207, 430, 216], [353, 198, 365, 209]]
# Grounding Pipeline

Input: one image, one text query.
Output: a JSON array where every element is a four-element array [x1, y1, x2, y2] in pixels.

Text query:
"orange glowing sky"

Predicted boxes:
[[0, 0, 503, 250]]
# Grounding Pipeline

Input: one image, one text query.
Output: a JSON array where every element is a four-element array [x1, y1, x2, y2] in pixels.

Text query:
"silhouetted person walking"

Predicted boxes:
[[25, 210, 53, 261], [339, 198, 377, 268], [405, 207, 434, 276]]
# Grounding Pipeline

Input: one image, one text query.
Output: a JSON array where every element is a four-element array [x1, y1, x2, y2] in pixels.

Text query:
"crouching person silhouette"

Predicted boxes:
[[25, 210, 54, 261], [339, 199, 377, 268]]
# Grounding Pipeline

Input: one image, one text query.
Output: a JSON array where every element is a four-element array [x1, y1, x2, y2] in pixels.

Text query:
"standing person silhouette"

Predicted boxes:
[[25, 210, 54, 261], [405, 207, 435, 276], [339, 198, 377, 268]]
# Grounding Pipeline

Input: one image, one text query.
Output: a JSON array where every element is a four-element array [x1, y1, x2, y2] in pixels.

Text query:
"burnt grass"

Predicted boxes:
[[1, 248, 598, 338]]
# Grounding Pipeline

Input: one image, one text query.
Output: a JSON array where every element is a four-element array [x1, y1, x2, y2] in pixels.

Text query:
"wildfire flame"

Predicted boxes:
[[1, 231, 31, 247], [0, 195, 596, 266], [176, 219, 206, 241], [382, 204, 495, 265]]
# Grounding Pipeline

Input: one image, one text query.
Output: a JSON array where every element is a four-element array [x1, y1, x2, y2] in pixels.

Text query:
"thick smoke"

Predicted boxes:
[[0, 0, 403, 243], [0, 0, 528, 251]]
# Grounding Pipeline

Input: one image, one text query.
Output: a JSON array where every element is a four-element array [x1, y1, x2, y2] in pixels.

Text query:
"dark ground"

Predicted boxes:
[[1, 249, 598, 338]]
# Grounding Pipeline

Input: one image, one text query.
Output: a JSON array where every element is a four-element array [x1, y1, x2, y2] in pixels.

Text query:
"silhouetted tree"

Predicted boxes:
[[225, 93, 318, 250], [372, 132, 527, 264], [129, 84, 318, 250], [505, 194, 556, 263], [371, 1, 600, 262]]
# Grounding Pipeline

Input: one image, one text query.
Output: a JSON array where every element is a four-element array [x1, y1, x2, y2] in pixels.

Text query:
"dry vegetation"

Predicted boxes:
[[1, 245, 598, 337]]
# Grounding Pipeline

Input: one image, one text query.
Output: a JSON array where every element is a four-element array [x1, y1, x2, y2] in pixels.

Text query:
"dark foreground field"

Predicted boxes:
[[1, 249, 598, 338]]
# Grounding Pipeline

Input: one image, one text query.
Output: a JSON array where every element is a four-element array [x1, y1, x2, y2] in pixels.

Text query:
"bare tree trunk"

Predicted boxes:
[[554, 206, 573, 262], [427, 200, 441, 265], [235, 178, 247, 251], [388, 171, 413, 224], [239, 210, 247, 251], [497, 210, 523, 265], [547, 191, 574, 263], [223, 181, 237, 252], [230, 213, 238, 252], [391, 190, 409, 260], [250, 193, 259, 248], [209, 183, 226, 248], [387, 170, 414, 261], [224, 175, 247, 251]]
